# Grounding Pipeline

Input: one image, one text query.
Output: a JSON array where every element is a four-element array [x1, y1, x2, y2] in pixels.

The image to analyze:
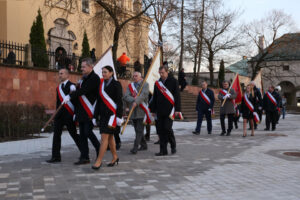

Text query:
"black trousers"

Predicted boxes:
[[156, 115, 176, 154], [52, 118, 81, 159], [220, 114, 234, 133], [195, 109, 212, 132], [266, 111, 277, 130], [79, 121, 100, 160], [114, 131, 121, 145], [234, 115, 240, 128]]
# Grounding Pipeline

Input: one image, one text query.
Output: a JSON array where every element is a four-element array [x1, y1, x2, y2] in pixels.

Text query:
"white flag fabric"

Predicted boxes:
[[93, 47, 117, 80], [145, 50, 161, 94], [253, 70, 263, 95]]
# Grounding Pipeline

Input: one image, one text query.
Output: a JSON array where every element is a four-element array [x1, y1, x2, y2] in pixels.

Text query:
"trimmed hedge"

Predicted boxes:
[[0, 103, 48, 141]]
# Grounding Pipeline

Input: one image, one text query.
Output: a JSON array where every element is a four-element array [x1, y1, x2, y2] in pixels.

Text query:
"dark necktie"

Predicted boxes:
[[62, 83, 65, 90]]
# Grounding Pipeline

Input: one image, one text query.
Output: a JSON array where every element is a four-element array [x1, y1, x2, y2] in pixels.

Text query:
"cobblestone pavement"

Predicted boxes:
[[0, 115, 300, 200]]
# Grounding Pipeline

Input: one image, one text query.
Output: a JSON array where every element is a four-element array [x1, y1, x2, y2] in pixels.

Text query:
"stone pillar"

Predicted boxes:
[[24, 44, 33, 67]]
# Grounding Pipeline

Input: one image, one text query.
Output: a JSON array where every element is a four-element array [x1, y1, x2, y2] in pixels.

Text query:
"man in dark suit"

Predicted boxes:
[[193, 81, 215, 135], [63, 57, 100, 165], [150, 66, 181, 156], [263, 85, 280, 131], [46, 68, 81, 163]]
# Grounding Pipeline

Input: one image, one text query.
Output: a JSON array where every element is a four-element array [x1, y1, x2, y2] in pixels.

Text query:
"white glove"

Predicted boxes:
[[208, 108, 211, 111], [258, 106, 262, 110], [62, 95, 70, 104], [92, 118, 97, 126], [223, 94, 231, 99], [73, 115, 76, 122], [70, 85, 76, 92]]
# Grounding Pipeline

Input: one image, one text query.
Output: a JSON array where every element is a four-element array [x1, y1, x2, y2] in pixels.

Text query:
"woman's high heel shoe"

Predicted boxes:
[[107, 158, 119, 167], [92, 163, 102, 170]]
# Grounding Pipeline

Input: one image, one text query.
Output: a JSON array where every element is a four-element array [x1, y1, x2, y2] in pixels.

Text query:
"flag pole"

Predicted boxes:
[[221, 73, 238, 107], [40, 104, 64, 132], [121, 49, 161, 135]]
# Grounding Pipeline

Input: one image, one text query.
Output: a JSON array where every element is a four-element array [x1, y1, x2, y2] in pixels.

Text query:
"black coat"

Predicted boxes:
[[150, 76, 181, 116], [70, 70, 100, 122], [196, 88, 215, 111], [253, 86, 263, 107], [263, 91, 280, 112], [94, 78, 123, 120], [241, 93, 257, 117], [55, 80, 76, 121]]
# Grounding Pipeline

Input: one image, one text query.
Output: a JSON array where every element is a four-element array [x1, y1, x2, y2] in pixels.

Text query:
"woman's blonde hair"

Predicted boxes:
[[246, 84, 254, 97]]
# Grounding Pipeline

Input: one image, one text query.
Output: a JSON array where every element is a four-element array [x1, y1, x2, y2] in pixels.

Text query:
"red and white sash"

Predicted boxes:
[[200, 89, 214, 115], [57, 84, 74, 116], [128, 83, 153, 124], [244, 94, 260, 123], [199, 90, 211, 105], [99, 79, 123, 128], [155, 81, 183, 120], [266, 92, 277, 106], [78, 80, 96, 119]]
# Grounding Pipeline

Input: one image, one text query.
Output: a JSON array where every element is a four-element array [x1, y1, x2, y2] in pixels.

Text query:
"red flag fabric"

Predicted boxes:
[[231, 74, 242, 104]]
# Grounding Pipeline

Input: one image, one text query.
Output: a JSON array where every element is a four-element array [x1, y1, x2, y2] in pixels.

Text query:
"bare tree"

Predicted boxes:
[[151, 0, 179, 61], [94, 0, 154, 63], [202, 2, 242, 85], [243, 9, 295, 79], [178, 0, 184, 71]]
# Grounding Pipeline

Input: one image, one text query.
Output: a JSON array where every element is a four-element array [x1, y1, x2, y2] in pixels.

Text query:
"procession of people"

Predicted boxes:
[[46, 55, 285, 170]]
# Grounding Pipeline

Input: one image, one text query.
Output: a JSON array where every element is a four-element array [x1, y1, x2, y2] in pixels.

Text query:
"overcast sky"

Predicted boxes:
[[226, 0, 300, 29]]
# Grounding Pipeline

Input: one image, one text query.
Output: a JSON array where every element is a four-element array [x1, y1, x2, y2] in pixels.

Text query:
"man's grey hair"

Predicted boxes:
[[250, 81, 256, 86], [133, 71, 142, 77], [81, 57, 94, 67]]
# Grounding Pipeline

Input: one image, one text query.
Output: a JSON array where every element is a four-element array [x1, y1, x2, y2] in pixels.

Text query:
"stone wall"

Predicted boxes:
[[0, 65, 130, 110]]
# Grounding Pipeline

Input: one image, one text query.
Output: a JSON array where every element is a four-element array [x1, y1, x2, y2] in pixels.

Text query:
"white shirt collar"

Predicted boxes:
[[61, 79, 69, 86]]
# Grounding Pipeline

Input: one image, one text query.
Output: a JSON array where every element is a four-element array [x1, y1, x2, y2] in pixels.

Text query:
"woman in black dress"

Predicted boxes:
[[92, 66, 123, 169], [241, 84, 256, 137]]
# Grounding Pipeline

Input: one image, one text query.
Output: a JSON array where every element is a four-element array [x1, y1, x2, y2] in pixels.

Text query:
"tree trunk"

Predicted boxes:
[[158, 25, 164, 63], [179, 0, 184, 71], [196, 0, 205, 77], [208, 52, 214, 86], [112, 26, 121, 64], [193, 41, 199, 76]]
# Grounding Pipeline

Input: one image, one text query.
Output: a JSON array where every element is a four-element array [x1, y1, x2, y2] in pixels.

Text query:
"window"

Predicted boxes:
[[283, 65, 289, 71], [82, 0, 89, 13]]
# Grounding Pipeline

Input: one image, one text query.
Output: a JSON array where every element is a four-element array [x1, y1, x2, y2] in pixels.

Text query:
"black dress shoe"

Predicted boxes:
[[192, 131, 200, 135], [220, 132, 226, 136], [91, 163, 102, 170], [154, 140, 160, 144], [272, 128, 276, 131], [46, 158, 61, 163], [208, 131, 212, 134], [74, 159, 90, 165], [138, 146, 147, 151], [226, 132, 231, 136], [107, 158, 119, 167], [264, 128, 270, 131], [130, 149, 137, 154], [155, 152, 168, 156], [171, 149, 176, 154]]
